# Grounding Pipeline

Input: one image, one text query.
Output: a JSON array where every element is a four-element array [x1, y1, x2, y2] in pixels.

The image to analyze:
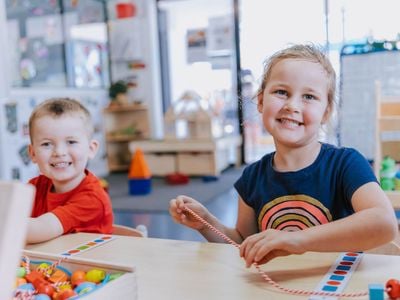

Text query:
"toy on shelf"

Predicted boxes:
[[108, 125, 140, 139], [128, 148, 152, 195], [164, 90, 223, 140], [116, 2, 137, 19], [380, 156, 397, 191], [108, 80, 129, 106]]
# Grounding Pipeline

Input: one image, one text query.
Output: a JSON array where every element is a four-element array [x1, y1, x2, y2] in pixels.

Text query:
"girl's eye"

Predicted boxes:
[[40, 142, 51, 147], [67, 140, 78, 145], [274, 89, 287, 96], [304, 94, 316, 101]]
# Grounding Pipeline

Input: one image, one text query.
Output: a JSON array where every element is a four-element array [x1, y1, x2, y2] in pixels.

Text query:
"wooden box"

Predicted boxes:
[[177, 153, 214, 175], [145, 153, 176, 176], [17, 250, 137, 299]]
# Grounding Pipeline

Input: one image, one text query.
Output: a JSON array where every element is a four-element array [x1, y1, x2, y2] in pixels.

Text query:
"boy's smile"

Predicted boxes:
[[50, 162, 72, 168]]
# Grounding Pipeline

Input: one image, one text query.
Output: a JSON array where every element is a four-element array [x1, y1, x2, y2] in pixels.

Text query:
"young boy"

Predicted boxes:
[[27, 98, 113, 244]]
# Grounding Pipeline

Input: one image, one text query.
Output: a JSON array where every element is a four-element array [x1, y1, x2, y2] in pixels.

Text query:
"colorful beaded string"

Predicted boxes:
[[183, 206, 396, 299], [14, 256, 68, 300]]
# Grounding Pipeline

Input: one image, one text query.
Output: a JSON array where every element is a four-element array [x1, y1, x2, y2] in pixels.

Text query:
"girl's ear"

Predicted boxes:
[[257, 93, 263, 113], [28, 144, 37, 163], [322, 105, 332, 124], [88, 139, 99, 159]]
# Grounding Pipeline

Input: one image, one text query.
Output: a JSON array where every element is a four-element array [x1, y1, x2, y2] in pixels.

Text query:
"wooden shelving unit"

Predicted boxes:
[[375, 81, 400, 209], [103, 103, 150, 172], [129, 135, 242, 176]]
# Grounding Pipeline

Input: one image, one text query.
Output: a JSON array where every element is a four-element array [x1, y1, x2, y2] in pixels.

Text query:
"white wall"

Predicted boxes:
[[0, 0, 10, 179], [0, 0, 163, 181]]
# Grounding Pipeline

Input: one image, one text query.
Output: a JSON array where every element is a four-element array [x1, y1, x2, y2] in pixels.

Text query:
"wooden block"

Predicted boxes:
[[368, 283, 384, 300]]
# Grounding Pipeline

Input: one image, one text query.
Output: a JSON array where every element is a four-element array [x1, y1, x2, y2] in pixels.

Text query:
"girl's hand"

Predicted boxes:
[[169, 195, 209, 230], [239, 229, 306, 267]]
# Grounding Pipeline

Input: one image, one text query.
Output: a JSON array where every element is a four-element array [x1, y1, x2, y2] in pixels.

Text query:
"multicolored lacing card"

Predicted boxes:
[[59, 235, 116, 257], [309, 252, 363, 300]]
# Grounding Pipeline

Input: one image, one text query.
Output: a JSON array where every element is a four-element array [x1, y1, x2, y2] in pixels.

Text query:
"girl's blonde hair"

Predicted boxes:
[[29, 98, 93, 141], [257, 44, 337, 117]]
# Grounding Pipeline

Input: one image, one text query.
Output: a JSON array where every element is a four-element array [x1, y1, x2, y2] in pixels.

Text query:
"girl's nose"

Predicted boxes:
[[283, 97, 300, 113]]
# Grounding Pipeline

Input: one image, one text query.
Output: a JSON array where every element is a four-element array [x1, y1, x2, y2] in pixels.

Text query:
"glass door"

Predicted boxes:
[[238, 0, 327, 163], [157, 0, 240, 145]]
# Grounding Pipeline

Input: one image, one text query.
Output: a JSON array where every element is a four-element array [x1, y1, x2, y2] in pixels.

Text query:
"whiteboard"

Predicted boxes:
[[339, 50, 400, 160]]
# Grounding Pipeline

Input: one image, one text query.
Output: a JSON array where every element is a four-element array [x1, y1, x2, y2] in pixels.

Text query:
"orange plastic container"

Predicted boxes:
[[116, 3, 136, 18]]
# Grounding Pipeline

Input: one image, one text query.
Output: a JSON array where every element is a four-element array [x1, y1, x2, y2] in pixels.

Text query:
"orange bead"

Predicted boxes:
[[55, 289, 77, 300], [15, 277, 27, 287], [48, 269, 69, 283], [386, 279, 400, 299], [71, 270, 86, 286]]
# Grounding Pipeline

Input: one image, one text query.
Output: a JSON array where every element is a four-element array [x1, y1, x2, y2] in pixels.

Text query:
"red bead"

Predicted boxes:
[[386, 279, 400, 299], [56, 289, 77, 300], [36, 282, 55, 297]]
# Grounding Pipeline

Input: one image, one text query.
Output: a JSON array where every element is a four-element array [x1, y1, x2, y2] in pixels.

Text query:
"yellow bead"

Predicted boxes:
[[85, 269, 105, 283]]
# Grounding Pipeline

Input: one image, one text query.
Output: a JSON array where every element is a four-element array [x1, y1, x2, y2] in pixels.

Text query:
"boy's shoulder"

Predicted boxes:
[[77, 171, 104, 191], [78, 171, 110, 199], [28, 174, 51, 186]]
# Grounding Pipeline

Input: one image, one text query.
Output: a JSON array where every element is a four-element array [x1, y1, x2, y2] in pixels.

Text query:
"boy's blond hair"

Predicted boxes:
[[257, 44, 337, 117], [29, 98, 94, 142]]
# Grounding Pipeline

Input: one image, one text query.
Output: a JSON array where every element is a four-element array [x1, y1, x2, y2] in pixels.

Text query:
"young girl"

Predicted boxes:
[[169, 44, 398, 267]]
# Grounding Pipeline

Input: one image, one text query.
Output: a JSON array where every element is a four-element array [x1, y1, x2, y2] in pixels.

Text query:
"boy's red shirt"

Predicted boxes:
[[29, 170, 113, 234]]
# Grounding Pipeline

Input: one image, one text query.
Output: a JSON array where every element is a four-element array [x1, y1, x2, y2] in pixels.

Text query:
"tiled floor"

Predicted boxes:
[[113, 188, 239, 242]]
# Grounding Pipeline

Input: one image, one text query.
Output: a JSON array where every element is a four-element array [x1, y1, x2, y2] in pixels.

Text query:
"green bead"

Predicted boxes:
[[109, 272, 123, 281], [16, 267, 26, 278]]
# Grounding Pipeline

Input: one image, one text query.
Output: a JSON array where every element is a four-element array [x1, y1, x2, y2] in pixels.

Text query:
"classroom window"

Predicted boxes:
[[5, 0, 109, 88]]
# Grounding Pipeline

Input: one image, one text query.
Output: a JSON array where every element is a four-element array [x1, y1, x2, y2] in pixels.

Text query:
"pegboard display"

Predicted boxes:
[[339, 44, 400, 161]]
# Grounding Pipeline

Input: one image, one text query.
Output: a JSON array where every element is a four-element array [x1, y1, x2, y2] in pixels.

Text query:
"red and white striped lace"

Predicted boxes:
[[183, 206, 370, 298]]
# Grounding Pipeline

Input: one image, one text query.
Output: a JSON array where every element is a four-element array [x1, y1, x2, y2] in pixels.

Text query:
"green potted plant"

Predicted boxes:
[[109, 80, 129, 106]]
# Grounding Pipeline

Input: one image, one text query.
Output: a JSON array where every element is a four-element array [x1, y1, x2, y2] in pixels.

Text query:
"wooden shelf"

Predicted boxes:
[[385, 191, 400, 210], [108, 164, 130, 172], [129, 135, 242, 176], [375, 81, 400, 210], [103, 104, 150, 172], [106, 134, 146, 142], [104, 103, 147, 113]]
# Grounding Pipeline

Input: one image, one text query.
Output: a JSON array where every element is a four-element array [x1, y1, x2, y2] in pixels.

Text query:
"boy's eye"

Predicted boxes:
[[40, 142, 51, 147], [67, 140, 78, 145]]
